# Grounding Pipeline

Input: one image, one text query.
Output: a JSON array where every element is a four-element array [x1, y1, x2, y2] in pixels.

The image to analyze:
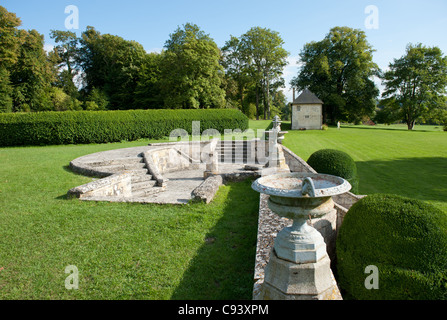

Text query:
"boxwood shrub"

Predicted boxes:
[[0, 109, 249, 147], [307, 149, 359, 193], [336, 194, 447, 300]]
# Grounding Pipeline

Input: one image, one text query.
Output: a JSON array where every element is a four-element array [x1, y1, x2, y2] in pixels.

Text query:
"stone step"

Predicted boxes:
[[98, 163, 147, 173], [131, 180, 157, 191], [216, 146, 249, 150], [127, 168, 151, 176], [79, 196, 129, 202], [131, 173, 154, 183], [131, 186, 164, 198], [88, 157, 144, 167]]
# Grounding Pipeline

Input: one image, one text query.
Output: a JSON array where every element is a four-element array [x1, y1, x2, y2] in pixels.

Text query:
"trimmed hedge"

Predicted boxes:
[[0, 109, 249, 146], [307, 149, 359, 193], [337, 194, 447, 300]]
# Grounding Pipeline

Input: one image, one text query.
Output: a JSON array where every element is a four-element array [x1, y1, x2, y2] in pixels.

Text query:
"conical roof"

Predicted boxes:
[[292, 89, 323, 105]]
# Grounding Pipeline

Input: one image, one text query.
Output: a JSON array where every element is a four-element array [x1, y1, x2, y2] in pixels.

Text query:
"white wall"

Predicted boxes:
[[291, 104, 322, 130]]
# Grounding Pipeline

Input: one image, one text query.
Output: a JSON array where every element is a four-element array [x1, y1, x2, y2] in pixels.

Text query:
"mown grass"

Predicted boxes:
[[281, 123, 447, 212], [1, 120, 445, 300], [0, 140, 259, 300]]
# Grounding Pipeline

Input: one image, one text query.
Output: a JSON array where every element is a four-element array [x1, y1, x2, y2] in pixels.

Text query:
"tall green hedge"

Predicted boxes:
[[0, 109, 249, 146], [337, 194, 447, 300]]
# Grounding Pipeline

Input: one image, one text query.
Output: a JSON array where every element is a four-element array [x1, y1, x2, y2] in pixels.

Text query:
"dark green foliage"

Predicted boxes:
[[381, 44, 447, 130], [291, 26, 379, 124], [336, 194, 447, 300], [0, 109, 248, 146], [307, 149, 358, 193]]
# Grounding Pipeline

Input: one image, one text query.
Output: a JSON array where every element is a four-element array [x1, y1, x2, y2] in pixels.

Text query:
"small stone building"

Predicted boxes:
[[291, 89, 323, 130]]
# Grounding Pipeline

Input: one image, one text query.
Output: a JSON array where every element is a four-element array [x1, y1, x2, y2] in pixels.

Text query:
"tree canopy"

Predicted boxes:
[[380, 43, 447, 130], [222, 27, 289, 120], [1, 5, 446, 126], [160, 23, 226, 109], [291, 26, 379, 124]]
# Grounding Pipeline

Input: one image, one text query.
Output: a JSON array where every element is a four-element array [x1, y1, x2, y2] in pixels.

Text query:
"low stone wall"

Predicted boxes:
[[145, 142, 204, 187], [68, 172, 132, 199]]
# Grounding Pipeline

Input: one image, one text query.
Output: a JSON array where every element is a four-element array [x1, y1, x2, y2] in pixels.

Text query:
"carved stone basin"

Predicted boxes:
[[252, 172, 351, 199], [252, 172, 351, 264]]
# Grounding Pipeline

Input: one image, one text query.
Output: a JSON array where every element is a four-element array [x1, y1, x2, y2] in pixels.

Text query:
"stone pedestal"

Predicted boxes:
[[261, 251, 341, 300], [266, 133, 289, 171], [251, 173, 351, 301], [203, 139, 219, 178]]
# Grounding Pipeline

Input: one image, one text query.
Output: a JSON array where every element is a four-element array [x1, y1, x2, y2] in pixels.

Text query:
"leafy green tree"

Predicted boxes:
[[78, 26, 148, 109], [0, 6, 21, 68], [381, 43, 447, 130], [0, 68, 13, 112], [291, 26, 379, 124], [9, 29, 56, 112], [48, 87, 82, 111], [1, 7, 56, 112], [271, 90, 289, 120], [85, 87, 109, 110], [221, 36, 254, 112], [49, 30, 80, 98], [0, 6, 21, 112], [238, 27, 289, 120], [134, 52, 163, 108], [160, 23, 225, 109]]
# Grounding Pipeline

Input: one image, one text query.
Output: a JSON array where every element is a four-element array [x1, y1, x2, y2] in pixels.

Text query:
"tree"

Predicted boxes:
[[78, 26, 148, 109], [221, 36, 253, 112], [49, 30, 80, 98], [133, 52, 163, 108], [9, 29, 56, 112], [0, 6, 21, 68], [291, 26, 379, 124], [0, 6, 57, 112], [381, 43, 447, 130], [238, 27, 289, 120], [0, 6, 21, 112], [160, 23, 225, 109]]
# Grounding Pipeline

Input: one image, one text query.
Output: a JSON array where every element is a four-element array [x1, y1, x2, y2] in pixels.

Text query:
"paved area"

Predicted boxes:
[[69, 145, 261, 205]]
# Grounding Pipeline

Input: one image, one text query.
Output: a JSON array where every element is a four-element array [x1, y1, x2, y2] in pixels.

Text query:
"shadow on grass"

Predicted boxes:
[[170, 179, 260, 300], [342, 125, 439, 133], [356, 157, 447, 206]]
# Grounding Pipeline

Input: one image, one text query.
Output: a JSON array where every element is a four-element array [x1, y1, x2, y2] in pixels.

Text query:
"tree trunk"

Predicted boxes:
[[266, 74, 271, 120], [262, 79, 267, 120], [255, 85, 260, 120], [407, 120, 415, 130], [239, 83, 244, 112]]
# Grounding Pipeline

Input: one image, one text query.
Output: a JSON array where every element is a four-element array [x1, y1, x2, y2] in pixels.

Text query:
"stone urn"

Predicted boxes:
[[252, 172, 351, 300]]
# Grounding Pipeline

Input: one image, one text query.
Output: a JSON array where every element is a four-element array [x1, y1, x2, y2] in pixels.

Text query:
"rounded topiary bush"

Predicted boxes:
[[307, 149, 358, 193], [337, 194, 447, 300]]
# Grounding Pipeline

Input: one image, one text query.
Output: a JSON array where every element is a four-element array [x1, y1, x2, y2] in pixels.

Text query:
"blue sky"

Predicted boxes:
[[2, 0, 447, 102]]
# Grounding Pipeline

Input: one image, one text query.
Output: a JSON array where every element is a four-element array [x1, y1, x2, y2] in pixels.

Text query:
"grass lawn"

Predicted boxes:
[[281, 123, 447, 213], [0, 140, 259, 300], [1, 120, 445, 300]]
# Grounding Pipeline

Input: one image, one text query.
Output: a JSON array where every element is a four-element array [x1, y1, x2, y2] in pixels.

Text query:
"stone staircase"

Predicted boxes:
[[215, 140, 267, 165], [86, 154, 163, 197]]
